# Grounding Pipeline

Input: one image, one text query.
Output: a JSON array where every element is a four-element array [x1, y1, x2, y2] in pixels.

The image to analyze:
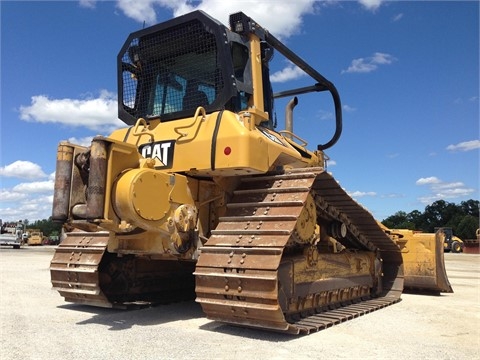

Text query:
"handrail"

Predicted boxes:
[[131, 118, 155, 141], [230, 12, 343, 151], [265, 32, 342, 151], [278, 130, 308, 148], [174, 106, 207, 142]]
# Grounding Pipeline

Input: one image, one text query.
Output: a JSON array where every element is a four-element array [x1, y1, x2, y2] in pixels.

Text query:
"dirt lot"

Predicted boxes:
[[1, 246, 479, 360]]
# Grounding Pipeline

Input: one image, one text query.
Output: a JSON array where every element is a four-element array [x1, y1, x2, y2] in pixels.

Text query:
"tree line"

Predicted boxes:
[[381, 199, 479, 240], [22, 218, 63, 238]]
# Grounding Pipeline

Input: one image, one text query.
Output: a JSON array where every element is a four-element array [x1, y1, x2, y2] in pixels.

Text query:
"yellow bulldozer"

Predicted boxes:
[[50, 11, 451, 334], [27, 229, 44, 246]]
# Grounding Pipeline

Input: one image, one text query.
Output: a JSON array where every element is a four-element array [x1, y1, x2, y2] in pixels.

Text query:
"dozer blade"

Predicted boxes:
[[399, 231, 453, 293]]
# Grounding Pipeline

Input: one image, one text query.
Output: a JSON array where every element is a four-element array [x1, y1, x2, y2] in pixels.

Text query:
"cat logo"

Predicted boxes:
[[138, 140, 175, 168]]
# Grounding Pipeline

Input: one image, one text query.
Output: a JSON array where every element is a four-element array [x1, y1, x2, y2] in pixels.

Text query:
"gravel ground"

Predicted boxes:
[[1, 246, 479, 360]]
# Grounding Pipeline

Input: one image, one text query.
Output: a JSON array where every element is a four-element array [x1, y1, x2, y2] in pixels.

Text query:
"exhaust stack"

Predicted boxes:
[[285, 97, 298, 139]]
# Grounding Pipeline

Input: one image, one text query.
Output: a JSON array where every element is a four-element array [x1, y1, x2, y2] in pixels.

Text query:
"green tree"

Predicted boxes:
[[421, 200, 462, 232], [29, 217, 62, 237], [382, 211, 408, 229], [460, 200, 479, 217], [406, 210, 423, 229], [456, 215, 479, 239], [381, 199, 479, 236], [382, 211, 416, 229]]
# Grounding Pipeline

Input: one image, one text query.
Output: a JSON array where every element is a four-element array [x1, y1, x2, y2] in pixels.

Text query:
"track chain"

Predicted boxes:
[[195, 167, 403, 334], [50, 231, 112, 307]]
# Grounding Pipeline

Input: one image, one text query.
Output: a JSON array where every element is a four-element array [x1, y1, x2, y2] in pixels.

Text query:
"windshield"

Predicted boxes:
[[120, 18, 224, 122]]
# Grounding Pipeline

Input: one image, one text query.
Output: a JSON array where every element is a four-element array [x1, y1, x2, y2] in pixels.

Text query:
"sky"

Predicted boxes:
[[0, 0, 479, 223]]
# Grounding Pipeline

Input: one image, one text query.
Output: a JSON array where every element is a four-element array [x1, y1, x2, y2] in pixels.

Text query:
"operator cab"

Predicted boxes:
[[118, 10, 274, 128]]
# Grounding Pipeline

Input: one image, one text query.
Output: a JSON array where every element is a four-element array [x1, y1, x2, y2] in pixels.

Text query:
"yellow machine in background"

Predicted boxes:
[[50, 11, 451, 334], [436, 227, 464, 253], [27, 229, 43, 246]]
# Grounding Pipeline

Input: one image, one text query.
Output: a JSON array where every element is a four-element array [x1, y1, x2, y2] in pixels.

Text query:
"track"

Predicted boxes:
[[50, 232, 196, 308], [50, 167, 404, 334], [50, 231, 112, 307], [195, 167, 404, 334]]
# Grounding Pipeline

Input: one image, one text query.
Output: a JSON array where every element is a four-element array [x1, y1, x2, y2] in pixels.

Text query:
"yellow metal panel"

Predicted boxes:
[[107, 111, 317, 176], [383, 227, 453, 292]]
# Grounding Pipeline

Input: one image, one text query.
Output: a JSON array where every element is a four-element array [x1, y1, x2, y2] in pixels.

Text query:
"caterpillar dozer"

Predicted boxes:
[[50, 11, 451, 334]]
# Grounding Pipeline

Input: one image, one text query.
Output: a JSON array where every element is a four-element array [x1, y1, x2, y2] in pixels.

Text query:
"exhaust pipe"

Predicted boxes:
[[52, 143, 75, 222], [86, 137, 108, 220], [285, 96, 298, 139]]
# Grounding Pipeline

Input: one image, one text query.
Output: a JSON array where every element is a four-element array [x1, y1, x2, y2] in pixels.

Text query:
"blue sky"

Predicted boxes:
[[1, 0, 478, 222]]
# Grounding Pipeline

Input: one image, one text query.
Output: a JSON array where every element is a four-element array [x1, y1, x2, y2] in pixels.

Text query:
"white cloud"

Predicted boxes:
[[381, 193, 404, 199], [432, 182, 466, 190], [416, 176, 476, 204], [12, 181, 55, 194], [79, 0, 96, 9], [317, 109, 334, 121], [0, 165, 55, 221], [342, 52, 396, 74], [0, 190, 27, 202], [66, 136, 94, 147], [116, 0, 162, 25], [453, 96, 478, 104], [0, 161, 48, 180], [371, 52, 394, 64], [392, 13, 403, 22], [0, 194, 54, 223], [416, 176, 441, 186], [446, 140, 480, 152], [0, 182, 54, 221], [349, 190, 377, 198], [19, 90, 123, 133], [271, 64, 307, 83], [418, 188, 476, 205], [115, 0, 317, 38], [343, 104, 357, 112], [358, 0, 384, 11]]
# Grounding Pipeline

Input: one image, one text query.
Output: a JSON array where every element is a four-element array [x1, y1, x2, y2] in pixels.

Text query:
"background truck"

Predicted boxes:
[[0, 220, 25, 249]]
